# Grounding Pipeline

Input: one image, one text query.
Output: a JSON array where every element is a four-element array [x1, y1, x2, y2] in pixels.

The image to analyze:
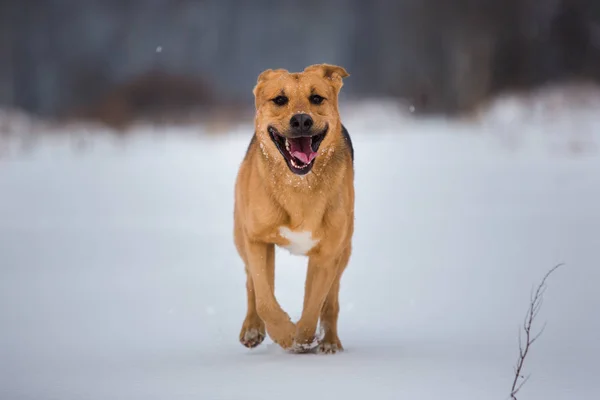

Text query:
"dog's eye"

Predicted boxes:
[[272, 96, 288, 106], [310, 95, 325, 105]]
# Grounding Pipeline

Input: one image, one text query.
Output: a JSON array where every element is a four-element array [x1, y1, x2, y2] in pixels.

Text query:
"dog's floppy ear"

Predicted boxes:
[[304, 63, 350, 91], [252, 68, 288, 98]]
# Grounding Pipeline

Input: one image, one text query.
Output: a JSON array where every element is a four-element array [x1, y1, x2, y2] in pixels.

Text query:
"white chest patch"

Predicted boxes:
[[278, 226, 319, 256]]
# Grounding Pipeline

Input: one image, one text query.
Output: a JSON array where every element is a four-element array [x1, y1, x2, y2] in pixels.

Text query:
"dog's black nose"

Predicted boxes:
[[290, 113, 313, 135]]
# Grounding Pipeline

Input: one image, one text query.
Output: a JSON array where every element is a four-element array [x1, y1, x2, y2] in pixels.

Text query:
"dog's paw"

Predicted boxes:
[[288, 322, 325, 354], [288, 337, 320, 354], [240, 327, 265, 349], [317, 341, 343, 355], [239, 314, 265, 349]]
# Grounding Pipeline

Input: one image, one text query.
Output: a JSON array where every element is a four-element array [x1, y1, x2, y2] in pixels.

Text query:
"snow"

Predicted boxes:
[[1, 93, 600, 399]]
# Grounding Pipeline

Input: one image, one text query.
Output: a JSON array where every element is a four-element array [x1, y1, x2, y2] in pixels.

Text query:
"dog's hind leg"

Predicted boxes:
[[245, 241, 296, 349], [239, 265, 266, 348], [239, 241, 279, 348], [236, 210, 268, 349], [317, 245, 351, 354]]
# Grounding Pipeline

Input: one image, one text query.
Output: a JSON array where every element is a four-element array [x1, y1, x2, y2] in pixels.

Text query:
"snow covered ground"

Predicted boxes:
[[1, 93, 600, 399]]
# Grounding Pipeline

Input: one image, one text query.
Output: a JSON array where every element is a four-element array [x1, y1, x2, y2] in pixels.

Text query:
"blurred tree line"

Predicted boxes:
[[1, 0, 599, 124]]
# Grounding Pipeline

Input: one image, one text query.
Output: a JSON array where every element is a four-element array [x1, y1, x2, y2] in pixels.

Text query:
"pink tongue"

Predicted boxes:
[[290, 137, 317, 164]]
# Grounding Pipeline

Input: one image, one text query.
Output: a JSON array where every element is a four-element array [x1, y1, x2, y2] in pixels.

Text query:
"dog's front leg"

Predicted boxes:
[[245, 240, 296, 349], [293, 254, 339, 351]]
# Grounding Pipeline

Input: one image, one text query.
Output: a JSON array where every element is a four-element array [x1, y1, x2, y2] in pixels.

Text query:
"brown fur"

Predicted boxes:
[[233, 64, 354, 354]]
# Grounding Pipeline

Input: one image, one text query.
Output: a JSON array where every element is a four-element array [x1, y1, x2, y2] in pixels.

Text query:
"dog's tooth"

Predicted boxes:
[[285, 139, 290, 151]]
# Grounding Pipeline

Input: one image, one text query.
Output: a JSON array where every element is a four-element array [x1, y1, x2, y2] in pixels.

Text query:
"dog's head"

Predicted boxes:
[[252, 64, 349, 176]]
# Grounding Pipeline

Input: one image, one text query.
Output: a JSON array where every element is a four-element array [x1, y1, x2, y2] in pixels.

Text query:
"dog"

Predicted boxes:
[[233, 64, 354, 354]]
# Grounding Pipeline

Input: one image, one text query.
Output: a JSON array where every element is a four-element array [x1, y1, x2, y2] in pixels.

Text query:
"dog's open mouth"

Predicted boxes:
[[268, 126, 328, 175]]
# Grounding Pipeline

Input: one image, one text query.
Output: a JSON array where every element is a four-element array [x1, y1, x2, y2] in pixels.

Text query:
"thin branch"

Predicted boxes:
[[509, 263, 563, 400], [513, 374, 531, 395]]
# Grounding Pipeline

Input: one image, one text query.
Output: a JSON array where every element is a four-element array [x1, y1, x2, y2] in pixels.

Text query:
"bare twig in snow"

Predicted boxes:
[[509, 263, 563, 400]]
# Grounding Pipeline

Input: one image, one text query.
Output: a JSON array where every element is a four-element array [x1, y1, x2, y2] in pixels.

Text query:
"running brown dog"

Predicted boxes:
[[233, 64, 354, 354]]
